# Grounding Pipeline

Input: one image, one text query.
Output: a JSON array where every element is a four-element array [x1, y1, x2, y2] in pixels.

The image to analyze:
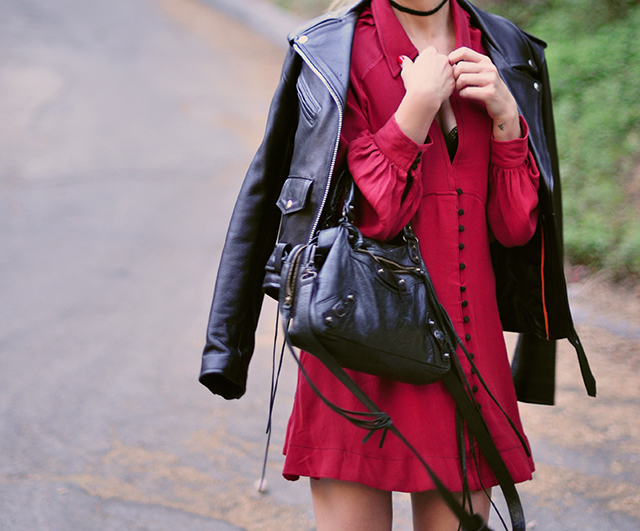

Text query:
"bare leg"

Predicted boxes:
[[411, 488, 492, 531], [310, 477, 393, 531]]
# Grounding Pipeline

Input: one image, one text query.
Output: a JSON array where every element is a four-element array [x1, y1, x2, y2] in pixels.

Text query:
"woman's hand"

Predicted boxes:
[[448, 47, 521, 141], [395, 47, 455, 144]]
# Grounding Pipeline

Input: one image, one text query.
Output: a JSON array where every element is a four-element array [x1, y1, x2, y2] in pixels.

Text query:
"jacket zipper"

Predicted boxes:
[[292, 42, 344, 243]]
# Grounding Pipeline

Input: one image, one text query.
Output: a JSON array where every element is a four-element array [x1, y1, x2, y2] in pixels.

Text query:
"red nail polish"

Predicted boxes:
[[397, 56, 404, 65]]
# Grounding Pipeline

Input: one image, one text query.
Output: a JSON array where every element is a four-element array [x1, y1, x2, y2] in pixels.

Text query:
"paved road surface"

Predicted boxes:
[[1, 0, 638, 530]]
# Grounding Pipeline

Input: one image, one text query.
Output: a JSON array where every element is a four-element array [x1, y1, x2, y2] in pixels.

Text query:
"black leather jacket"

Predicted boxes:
[[199, 0, 596, 404]]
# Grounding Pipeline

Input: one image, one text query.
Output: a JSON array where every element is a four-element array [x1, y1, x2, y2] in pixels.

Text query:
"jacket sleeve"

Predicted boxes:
[[199, 48, 300, 399], [487, 117, 540, 247], [343, 81, 431, 241]]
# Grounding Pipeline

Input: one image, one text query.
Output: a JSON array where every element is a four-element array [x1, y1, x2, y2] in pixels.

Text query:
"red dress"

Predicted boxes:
[[282, 0, 539, 492]]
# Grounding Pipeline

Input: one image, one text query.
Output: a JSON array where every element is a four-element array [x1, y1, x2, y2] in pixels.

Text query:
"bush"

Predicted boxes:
[[523, 1, 640, 279]]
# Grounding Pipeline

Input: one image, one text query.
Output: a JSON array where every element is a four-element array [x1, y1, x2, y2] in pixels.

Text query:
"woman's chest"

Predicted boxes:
[[361, 72, 494, 196]]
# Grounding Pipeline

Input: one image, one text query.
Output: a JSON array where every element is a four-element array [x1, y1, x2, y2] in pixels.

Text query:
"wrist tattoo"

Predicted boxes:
[[497, 122, 505, 131]]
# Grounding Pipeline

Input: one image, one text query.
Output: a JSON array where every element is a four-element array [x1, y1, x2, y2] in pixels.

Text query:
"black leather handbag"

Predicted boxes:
[[276, 174, 527, 531], [280, 180, 452, 385]]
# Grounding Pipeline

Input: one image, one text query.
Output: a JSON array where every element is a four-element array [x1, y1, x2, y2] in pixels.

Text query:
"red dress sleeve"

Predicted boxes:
[[487, 117, 541, 247], [341, 81, 432, 241]]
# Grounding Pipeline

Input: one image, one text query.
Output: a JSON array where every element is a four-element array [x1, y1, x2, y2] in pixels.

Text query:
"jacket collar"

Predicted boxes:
[[288, 0, 545, 103]]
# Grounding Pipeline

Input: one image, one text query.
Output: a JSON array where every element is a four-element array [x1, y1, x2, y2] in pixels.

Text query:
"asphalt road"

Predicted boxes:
[[0, 0, 638, 530]]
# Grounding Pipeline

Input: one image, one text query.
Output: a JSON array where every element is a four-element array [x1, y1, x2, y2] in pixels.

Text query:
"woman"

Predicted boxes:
[[199, 1, 596, 529]]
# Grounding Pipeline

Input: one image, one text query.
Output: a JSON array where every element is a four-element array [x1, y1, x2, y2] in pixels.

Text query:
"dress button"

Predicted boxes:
[[459, 263, 466, 270], [460, 286, 466, 292], [462, 300, 468, 307], [468, 352, 475, 359], [456, 188, 463, 195], [459, 243, 465, 250], [459, 225, 465, 232], [463, 316, 470, 323], [458, 208, 464, 216], [411, 161, 419, 170], [472, 385, 479, 393], [465, 333, 471, 341]]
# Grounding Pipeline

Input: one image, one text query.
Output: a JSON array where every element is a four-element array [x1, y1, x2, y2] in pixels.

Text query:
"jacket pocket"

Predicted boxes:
[[296, 74, 321, 125], [277, 176, 313, 215]]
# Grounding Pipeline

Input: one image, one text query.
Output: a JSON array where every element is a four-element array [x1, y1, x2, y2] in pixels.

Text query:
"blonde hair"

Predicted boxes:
[[328, 0, 354, 11]]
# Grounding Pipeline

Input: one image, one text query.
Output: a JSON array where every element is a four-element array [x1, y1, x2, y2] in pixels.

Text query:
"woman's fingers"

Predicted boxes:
[[447, 48, 514, 116], [399, 46, 455, 105], [448, 46, 485, 65]]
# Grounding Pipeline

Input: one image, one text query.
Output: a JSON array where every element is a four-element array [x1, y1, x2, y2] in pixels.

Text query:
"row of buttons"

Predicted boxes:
[[456, 187, 479, 399]]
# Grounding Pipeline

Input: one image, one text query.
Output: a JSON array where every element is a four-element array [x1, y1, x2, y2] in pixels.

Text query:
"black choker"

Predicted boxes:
[[389, 0, 449, 16]]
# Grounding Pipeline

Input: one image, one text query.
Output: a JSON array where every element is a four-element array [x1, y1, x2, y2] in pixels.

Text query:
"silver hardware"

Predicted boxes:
[[293, 43, 344, 242], [325, 316, 333, 325], [533, 82, 541, 92], [332, 302, 347, 318]]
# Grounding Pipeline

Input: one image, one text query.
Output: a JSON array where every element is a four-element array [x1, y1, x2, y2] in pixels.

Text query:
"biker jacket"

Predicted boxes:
[[199, 0, 596, 404]]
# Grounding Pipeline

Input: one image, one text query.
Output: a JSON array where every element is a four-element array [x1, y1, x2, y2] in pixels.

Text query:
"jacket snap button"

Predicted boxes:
[[533, 82, 541, 92], [465, 333, 471, 341], [286, 199, 293, 209], [459, 263, 466, 270], [459, 243, 465, 250], [472, 385, 479, 393], [462, 300, 468, 307], [298, 35, 308, 44], [463, 316, 470, 323], [458, 208, 464, 216], [459, 225, 465, 232], [528, 59, 535, 68]]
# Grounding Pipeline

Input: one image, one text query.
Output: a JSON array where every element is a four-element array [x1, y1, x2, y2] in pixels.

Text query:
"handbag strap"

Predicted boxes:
[[283, 320, 491, 531]]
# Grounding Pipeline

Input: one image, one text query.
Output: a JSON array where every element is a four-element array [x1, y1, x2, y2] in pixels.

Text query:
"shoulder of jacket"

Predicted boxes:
[[287, 0, 367, 43], [458, 0, 547, 64]]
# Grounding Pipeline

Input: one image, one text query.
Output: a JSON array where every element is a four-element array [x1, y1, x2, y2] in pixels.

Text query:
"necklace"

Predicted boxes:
[[389, 0, 449, 16]]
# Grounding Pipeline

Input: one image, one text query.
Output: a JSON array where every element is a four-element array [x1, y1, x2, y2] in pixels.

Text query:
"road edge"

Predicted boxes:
[[199, 0, 305, 49]]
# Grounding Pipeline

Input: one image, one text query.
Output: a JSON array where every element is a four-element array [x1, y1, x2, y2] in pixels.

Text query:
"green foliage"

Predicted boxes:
[[528, 2, 640, 278], [480, 0, 640, 279]]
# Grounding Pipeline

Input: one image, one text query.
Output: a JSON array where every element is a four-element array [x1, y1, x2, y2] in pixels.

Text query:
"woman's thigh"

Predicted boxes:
[[411, 488, 492, 531], [310, 477, 393, 531]]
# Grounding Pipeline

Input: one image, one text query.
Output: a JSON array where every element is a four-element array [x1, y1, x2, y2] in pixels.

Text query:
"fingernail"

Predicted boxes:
[[397, 56, 404, 66]]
